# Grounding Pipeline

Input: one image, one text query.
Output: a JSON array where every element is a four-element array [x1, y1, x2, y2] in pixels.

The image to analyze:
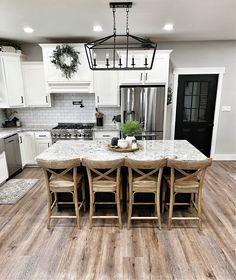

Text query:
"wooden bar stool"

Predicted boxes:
[[82, 158, 123, 228], [163, 158, 212, 230], [37, 158, 86, 229], [125, 158, 166, 229]]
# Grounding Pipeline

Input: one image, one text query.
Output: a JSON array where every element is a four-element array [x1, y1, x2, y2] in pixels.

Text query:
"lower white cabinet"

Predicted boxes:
[[19, 131, 52, 167], [94, 130, 120, 140], [0, 152, 9, 184], [35, 132, 52, 155], [19, 132, 37, 166]]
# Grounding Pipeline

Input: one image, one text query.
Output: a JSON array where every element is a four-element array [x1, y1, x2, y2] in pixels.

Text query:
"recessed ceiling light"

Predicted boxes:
[[24, 27, 34, 33], [93, 25, 103, 32], [163, 24, 174, 31]]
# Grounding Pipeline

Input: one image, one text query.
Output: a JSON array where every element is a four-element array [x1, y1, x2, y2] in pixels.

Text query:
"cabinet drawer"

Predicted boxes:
[[94, 131, 120, 139], [34, 131, 51, 139]]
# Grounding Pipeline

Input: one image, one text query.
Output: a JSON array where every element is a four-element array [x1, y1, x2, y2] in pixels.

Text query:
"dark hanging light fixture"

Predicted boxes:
[[84, 2, 157, 70]]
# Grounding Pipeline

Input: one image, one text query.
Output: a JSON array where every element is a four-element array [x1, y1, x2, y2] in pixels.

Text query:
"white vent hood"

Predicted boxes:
[[39, 43, 94, 94], [48, 81, 93, 94]]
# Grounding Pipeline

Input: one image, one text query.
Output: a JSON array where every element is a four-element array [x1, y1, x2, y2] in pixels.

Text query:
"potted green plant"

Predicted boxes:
[[120, 120, 143, 144]]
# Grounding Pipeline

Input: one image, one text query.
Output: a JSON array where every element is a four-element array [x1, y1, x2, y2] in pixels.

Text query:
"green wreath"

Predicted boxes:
[[51, 44, 80, 79]]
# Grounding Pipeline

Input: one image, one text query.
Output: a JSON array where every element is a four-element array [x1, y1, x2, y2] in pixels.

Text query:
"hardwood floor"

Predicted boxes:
[[0, 161, 235, 280]]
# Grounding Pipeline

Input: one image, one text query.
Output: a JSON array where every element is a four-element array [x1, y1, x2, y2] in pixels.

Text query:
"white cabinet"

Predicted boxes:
[[0, 53, 25, 108], [35, 131, 52, 155], [40, 44, 94, 93], [94, 130, 120, 140], [22, 62, 51, 107], [119, 51, 171, 85], [19, 132, 37, 166], [94, 70, 119, 106], [0, 152, 8, 184], [18, 131, 52, 167]]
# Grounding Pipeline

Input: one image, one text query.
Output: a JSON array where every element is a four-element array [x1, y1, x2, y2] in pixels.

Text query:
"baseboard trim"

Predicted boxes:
[[213, 154, 236, 160]]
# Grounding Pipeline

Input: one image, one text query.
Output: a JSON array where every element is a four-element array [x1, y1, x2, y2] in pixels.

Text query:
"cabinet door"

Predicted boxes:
[[94, 71, 119, 106], [145, 53, 169, 84], [0, 152, 9, 183], [19, 132, 36, 166], [94, 130, 120, 139], [35, 139, 52, 155], [2, 56, 25, 107], [22, 63, 50, 107], [119, 70, 143, 85]]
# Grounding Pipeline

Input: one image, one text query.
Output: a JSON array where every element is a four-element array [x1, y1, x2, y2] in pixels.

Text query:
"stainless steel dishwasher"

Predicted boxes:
[[4, 134, 22, 177]]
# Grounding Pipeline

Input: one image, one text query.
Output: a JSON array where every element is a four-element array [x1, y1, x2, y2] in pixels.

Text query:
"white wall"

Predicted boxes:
[[158, 41, 236, 156], [20, 41, 236, 155]]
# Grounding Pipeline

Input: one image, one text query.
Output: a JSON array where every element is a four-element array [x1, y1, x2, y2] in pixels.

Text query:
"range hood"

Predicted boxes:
[[39, 43, 94, 94], [47, 81, 93, 94]]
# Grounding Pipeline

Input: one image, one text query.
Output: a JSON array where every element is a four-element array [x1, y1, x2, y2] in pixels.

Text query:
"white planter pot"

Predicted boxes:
[[126, 136, 136, 146]]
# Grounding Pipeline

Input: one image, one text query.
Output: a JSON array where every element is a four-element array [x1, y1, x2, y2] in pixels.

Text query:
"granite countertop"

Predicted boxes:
[[35, 140, 207, 163], [0, 125, 53, 139]]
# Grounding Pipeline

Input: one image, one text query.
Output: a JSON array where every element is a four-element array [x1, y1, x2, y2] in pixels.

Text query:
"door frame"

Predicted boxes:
[[171, 67, 225, 158]]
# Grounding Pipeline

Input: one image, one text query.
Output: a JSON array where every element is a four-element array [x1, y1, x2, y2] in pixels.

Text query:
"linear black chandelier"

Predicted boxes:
[[84, 2, 157, 70]]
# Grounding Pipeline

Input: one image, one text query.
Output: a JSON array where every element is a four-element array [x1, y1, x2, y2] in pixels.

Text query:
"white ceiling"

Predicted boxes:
[[0, 0, 236, 43]]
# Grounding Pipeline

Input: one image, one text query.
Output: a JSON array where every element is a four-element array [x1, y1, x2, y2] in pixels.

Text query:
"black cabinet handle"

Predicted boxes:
[[21, 96, 24, 104], [97, 96, 99, 103], [145, 73, 148, 81], [140, 73, 143, 81], [46, 96, 48, 103], [48, 143, 50, 147]]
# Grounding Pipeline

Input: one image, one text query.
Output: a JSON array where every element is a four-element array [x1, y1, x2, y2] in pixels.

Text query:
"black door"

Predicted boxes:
[[175, 74, 218, 157]]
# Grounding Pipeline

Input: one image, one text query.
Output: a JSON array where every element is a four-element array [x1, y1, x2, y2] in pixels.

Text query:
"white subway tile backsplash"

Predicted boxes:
[[5, 93, 121, 126]]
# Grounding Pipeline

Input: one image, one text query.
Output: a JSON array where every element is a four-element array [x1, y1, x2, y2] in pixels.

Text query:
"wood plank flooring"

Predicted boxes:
[[0, 161, 235, 280]]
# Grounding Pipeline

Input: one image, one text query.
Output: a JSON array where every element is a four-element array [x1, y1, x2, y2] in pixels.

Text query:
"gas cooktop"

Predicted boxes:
[[51, 123, 94, 142], [52, 123, 94, 130]]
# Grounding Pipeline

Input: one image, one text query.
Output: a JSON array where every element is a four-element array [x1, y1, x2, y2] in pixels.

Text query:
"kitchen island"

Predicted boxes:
[[35, 139, 206, 162], [36, 140, 207, 207]]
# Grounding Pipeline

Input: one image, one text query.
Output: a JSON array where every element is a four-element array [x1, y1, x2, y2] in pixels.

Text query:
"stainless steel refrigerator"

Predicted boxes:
[[120, 86, 165, 140]]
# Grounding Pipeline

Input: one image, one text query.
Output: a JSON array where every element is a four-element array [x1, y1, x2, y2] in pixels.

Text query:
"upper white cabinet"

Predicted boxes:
[[39, 44, 94, 93], [119, 50, 172, 85], [22, 62, 51, 107], [0, 53, 25, 108], [94, 70, 119, 106]]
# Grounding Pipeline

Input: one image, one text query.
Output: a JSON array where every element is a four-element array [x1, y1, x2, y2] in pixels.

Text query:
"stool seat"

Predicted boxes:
[[164, 175, 199, 193], [50, 173, 83, 192]]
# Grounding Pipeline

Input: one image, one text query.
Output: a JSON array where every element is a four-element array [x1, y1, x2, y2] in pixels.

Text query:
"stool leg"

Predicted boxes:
[[54, 192, 58, 211], [47, 191, 52, 229], [198, 190, 203, 231], [190, 193, 194, 213], [156, 193, 162, 230], [89, 191, 94, 228], [168, 189, 175, 230], [127, 192, 133, 230], [82, 179, 86, 212], [73, 191, 80, 228], [116, 191, 122, 229]]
